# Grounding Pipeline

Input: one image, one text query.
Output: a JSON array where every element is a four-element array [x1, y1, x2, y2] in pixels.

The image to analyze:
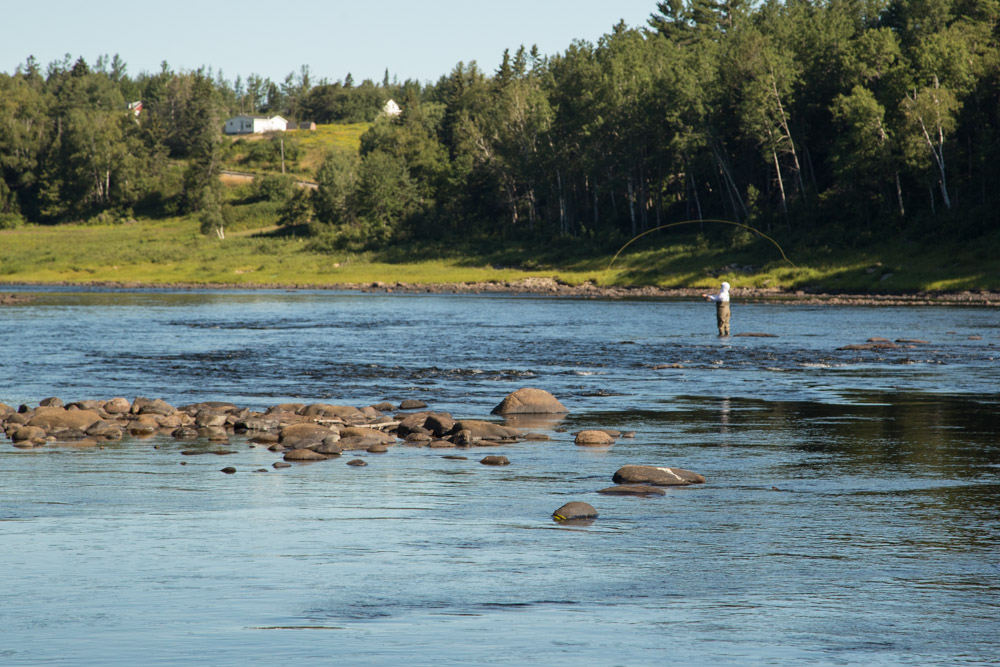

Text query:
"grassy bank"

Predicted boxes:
[[2, 214, 998, 293]]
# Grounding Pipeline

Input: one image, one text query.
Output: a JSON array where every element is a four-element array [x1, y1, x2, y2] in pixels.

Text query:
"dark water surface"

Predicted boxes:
[[1, 287, 998, 665]]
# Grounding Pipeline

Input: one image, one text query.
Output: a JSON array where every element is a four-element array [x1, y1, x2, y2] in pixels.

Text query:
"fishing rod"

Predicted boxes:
[[603, 219, 795, 281]]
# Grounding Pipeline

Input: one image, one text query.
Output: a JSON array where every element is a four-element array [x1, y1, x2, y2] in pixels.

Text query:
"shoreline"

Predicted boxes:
[[3, 278, 998, 306]]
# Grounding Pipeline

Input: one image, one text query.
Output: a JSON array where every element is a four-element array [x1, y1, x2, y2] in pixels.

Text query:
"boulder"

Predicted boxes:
[[491, 388, 569, 415], [399, 399, 428, 410], [450, 420, 520, 442], [612, 465, 706, 486], [194, 410, 228, 428], [339, 427, 394, 445], [283, 448, 329, 462], [367, 444, 389, 453], [314, 441, 343, 456], [424, 413, 456, 436], [273, 461, 291, 469], [597, 485, 667, 496], [103, 397, 131, 414], [0, 402, 15, 417], [428, 439, 455, 449], [266, 403, 306, 415], [346, 458, 368, 467], [26, 406, 103, 432], [301, 403, 363, 420], [480, 455, 510, 466], [131, 397, 177, 416], [552, 501, 598, 521], [39, 396, 64, 408], [279, 423, 336, 445], [12, 425, 47, 446], [221, 467, 237, 474], [575, 430, 616, 446]]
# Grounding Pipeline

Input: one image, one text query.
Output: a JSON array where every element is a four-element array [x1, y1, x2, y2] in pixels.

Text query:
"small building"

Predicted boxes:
[[224, 114, 289, 135], [382, 99, 402, 117], [298, 121, 317, 131]]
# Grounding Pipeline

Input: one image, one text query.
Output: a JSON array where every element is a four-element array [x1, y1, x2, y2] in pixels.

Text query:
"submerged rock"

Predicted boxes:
[[552, 501, 598, 521], [491, 388, 569, 415], [575, 430, 616, 446], [597, 485, 667, 496], [480, 455, 510, 466], [612, 465, 706, 486]]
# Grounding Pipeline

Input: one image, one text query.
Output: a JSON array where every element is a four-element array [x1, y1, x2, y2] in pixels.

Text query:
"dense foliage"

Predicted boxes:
[[2, 0, 998, 251]]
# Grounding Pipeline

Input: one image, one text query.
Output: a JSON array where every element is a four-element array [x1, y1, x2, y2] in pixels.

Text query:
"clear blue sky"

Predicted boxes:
[[5, 0, 659, 84]]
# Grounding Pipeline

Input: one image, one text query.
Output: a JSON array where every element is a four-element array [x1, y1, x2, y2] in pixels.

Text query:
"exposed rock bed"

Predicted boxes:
[[2, 388, 708, 523]]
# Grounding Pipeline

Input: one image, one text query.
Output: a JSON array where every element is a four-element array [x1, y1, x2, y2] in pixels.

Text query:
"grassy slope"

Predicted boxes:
[[3, 123, 997, 292], [3, 215, 998, 291]]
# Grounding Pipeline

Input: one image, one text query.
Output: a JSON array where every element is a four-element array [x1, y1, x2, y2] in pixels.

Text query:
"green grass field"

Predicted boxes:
[[2, 213, 997, 292]]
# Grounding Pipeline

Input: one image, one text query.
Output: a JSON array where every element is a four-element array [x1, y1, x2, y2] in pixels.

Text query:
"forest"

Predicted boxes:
[[1, 0, 998, 254]]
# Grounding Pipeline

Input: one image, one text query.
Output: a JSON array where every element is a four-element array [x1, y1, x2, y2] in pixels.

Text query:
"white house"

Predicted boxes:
[[382, 99, 402, 117], [224, 115, 289, 135]]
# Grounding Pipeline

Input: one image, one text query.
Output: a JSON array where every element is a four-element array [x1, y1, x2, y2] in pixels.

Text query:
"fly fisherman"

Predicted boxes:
[[702, 281, 731, 336]]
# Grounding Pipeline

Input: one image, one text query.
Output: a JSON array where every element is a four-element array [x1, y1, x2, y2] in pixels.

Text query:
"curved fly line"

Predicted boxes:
[[603, 219, 795, 281]]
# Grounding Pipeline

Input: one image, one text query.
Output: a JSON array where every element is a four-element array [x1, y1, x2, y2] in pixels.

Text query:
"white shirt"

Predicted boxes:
[[706, 282, 730, 302]]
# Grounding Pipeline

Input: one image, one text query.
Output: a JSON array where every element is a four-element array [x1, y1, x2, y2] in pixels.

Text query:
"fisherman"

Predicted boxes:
[[702, 281, 731, 336]]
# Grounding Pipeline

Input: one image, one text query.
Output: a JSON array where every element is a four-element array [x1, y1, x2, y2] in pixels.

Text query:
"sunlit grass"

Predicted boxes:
[[1, 216, 997, 291]]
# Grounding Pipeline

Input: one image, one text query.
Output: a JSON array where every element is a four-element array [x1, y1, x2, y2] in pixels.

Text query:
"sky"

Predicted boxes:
[[3, 0, 659, 85]]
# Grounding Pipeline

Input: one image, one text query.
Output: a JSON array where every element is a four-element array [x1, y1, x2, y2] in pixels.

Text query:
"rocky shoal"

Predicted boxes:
[[1, 387, 706, 522], [2, 280, 997, 306]]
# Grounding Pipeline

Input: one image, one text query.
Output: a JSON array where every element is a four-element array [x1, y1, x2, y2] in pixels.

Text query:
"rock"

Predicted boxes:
[[39, 396, 64, 408], [612, 465, 706, 486], [131, 397, 176, 416], [597, 485, 667, 496], [0, 402, 15, 417], [172, 426, 201, 439], [266, 403, 306, 415], [314, 441, 343, 456], [442, 455, 468, 460], [424, 413, 456, 436], [273, 461, 292, 469], [283, 448, 329, 462], [346, 458, 368, 467], [12, 426, 47, 446], [451, 420, 520, 442], [280, 423, 337, 446], [86, 421, 123, 440], [103, 397, 131, 414], [128, 418, 158, 436], [575, 430, 616, 446], [220, 467, 236, 474], [552, 501, 598, 521], [732, 333, 778, 338], [249, 433, 279, 444], [4, 412, 28, 426], [522, 432, 551, 441], [896, 338, 930, 344], [340, 427, 394, 444], [367, 444, 389, 453], [491, 388, 569, 415], [405, 432, 433, 444], [428, 439, 455, 448], [26, 406, 103, 432], [480, 455, 510, 466], [399, 399, 428, 410], [371, 402, 396, 412], [301, 403, 363, 420], [194, 410, 228, 428], [181, 449, 208, 456]]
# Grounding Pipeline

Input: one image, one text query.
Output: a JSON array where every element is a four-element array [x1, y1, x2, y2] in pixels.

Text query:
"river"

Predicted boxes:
[[1, 287, 997, 665]]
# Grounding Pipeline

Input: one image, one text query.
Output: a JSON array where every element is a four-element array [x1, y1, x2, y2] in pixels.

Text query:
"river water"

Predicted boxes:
[[1, 287, 997, 665]]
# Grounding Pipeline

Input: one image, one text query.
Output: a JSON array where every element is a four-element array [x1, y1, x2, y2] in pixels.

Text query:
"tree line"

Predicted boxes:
[[3, 0, 999, 252]]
